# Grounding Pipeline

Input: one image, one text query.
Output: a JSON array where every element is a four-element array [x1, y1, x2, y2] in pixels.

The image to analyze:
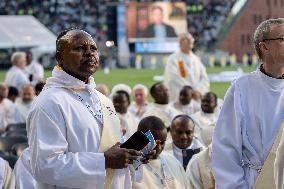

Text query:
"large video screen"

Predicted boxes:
[[127, 2, 187, 42]]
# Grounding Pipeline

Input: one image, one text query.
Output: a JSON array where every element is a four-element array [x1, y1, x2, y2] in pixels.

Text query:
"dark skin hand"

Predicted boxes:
[[104, 143, 142, 169]]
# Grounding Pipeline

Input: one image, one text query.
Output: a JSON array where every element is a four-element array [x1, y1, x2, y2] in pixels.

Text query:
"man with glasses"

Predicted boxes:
[[212, 18, 284, 189]]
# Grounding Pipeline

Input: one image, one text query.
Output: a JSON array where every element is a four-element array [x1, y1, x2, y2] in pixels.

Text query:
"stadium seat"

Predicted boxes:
[[6, 123, 26, 131], [0, 136, 28, 153], [11, 142, 29, 157]]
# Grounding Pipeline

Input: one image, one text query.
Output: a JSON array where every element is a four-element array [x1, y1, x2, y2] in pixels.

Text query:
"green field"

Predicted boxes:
[[0, 66, 256, 99]]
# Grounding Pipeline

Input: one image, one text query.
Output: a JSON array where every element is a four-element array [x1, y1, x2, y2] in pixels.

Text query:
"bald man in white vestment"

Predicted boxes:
[[14, 29, 141, 189], [164, 33, 209, 102], [212, 18, 284, 189]]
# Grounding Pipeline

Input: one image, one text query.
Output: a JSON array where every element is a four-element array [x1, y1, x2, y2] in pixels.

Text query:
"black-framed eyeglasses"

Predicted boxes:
[[263, 37, 284, 42]]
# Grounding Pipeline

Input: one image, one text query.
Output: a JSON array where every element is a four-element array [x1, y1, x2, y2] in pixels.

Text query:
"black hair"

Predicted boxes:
[[181, 85, 193, 91], [138, 116, 166, 133], [203, 92, 217, 103], [150, 82, 162, 97], [8, 86, 19, 97], [35, 82, 46, 94], [171, 114, 195, 128], [113, 90, 130, 105]]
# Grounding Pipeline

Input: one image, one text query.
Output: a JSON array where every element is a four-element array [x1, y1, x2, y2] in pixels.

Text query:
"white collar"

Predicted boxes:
[[45, 65, 96, 91]]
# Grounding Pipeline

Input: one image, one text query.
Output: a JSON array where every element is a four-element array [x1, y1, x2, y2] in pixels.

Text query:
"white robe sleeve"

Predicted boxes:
[[194, 62, 209, 94], [186, 157, 202, 189], [164, 54, 184, 102], [275, 129, 284, 189], [29, 106, 106, 188], [212, 83, 249, 189]]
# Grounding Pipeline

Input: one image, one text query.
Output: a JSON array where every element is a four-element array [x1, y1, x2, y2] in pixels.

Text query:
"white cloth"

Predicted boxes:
[[128, 102, 148, 122], [0, 98, 21, 129], [143, 103, 182, 128], [15, 98, 34, 123], [4, 66, 30, 91], [132, 153, 189, 189], [164, 51, 209, 102], [186, 146, 214, 189], [170, 100, 200, 116], [275, 127, 284, 189], [191, 111, 217, 146], [16, 66, 131, 189], [212, 68, 284, 189], [25, 61, 44, 85], [0, 157, 15, 189], [118, 111, 138, 140], [14, 149, 37, 188], [165, 139, 205, 166]]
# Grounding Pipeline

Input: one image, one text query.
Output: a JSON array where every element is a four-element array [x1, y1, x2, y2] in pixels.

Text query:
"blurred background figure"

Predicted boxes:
[[112, 90, 138, 140], [110, 83, 132, 100], [7, 86, 19, 103], [143, 82, 181, 129], [191, 92, 218, 146], [15, 84, 35, 122], [95, 83, 109, 97], [164, 33, 209, 102], [171, 85, 200, 115], [0, 83, 21, 133], [4, 52, 30, 91], [34, 81, 46, 96], [128, 84, 149, 121], [138, 5, 177, 38], [25, 51, 44, 85]]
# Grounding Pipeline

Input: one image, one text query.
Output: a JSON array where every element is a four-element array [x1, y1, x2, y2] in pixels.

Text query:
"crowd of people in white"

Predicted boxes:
[[0, 17, 283, 189]]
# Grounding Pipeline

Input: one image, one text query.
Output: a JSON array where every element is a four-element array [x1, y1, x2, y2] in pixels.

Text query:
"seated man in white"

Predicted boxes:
[[171, 85, 200, 115], [25, 51, 44, 85], [165, 114, 205, 170], [143, 82, 181, 129], [191, 92, 218, 146], [132, 116, 189, 189], [5, 51, 30, 91], [186, 126, 215, 189], [112, 90, 138, 140], [0, 83, 21, 132], [14, 29, 141, 189], [15, 84, 35, 122], [0, 157, 15, 188], [128, 84, 149, 122]]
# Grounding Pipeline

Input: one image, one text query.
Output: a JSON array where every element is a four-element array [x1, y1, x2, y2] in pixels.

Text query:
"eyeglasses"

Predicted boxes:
[[263, 37, 284, 42]]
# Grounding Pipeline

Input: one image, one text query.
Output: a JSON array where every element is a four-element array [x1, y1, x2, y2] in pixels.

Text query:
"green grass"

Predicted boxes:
[[0, 65, 257, 99]]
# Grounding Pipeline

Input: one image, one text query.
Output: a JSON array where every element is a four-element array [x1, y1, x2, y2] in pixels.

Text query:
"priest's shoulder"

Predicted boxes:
[[230, 70, 258, 88]]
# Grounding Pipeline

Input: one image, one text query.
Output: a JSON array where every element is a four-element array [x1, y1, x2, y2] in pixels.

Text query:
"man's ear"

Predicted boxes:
[[259, 42, 268, 51], [56, 51, 63, 62]]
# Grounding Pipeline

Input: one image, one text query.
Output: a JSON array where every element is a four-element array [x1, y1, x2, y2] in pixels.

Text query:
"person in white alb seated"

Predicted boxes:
[[171, 85, 200, 116], [186, 126, 215, 189], [25, 51, 44, 85], [165, 115, 204, 170], [131, 116, 189, 189], [143, 82, 181, 130], [14, 29, 141, 189], [212, 18, 284, 189], [4, 51, 30, 91], [191, 92, 218, 146], [15, 84, 35, 123], [164, 33, 209, 102], [112, 90, 138, 140], [128, 84, 149, 122], [0, 83, 21, 133]]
